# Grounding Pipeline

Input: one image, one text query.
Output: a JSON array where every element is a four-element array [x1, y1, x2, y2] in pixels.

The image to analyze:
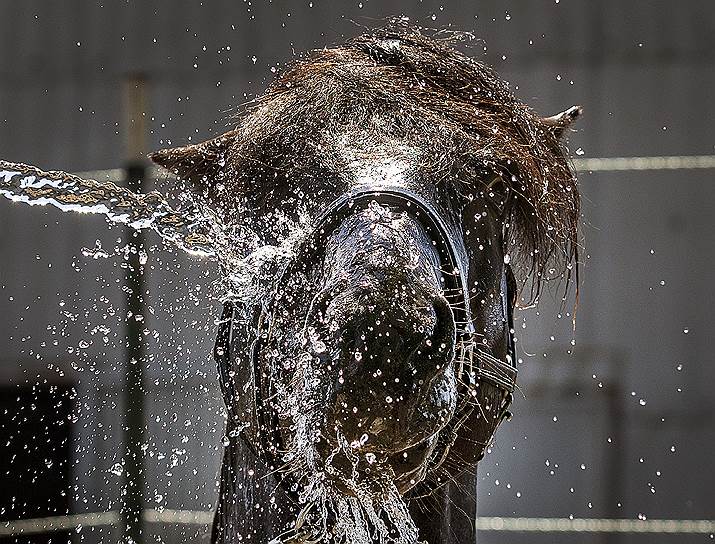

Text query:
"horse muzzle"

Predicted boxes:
[[310, 282, 458, 469]]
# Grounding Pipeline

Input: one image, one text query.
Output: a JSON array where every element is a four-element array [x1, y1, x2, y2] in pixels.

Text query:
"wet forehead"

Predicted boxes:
[[332, 135, 444, 206]]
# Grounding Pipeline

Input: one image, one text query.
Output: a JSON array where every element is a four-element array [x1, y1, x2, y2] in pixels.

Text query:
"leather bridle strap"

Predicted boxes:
[[291, 187, 476, 337]]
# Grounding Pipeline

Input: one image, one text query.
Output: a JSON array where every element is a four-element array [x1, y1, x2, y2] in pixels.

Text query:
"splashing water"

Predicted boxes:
[[272, 341, 421, 544], [0, 160, 307, 304], [0, 160, 423, 543], [0, 161, 217, 256]]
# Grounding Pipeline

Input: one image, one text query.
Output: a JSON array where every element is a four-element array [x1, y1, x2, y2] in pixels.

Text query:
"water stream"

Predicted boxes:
[[0, 160, 306, 305]]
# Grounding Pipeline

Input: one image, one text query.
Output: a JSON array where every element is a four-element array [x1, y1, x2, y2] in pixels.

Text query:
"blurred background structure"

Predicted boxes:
[[0, 2, 713, 543]]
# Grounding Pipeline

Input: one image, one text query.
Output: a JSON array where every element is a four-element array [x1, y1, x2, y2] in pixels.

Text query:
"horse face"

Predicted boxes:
[[147, 42, 581, 506], [301, 204, 458, 484], [244, 159, 511, 494], [149, 27, 581, 542]]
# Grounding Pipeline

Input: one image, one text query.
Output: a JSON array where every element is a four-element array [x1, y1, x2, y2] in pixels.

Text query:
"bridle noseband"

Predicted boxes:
[[214, 186, 518, 498]]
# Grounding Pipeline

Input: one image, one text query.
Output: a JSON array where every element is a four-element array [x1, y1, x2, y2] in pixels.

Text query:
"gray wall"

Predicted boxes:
[[1, 1, 713, 543]]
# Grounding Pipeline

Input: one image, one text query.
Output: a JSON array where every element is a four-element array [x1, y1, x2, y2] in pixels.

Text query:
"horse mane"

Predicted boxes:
[[152, 21, 580, 300]]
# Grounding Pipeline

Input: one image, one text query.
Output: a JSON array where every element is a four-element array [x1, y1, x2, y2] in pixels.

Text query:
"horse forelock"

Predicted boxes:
[[215, 22, 579, 301], [150, 22, 579, 301]]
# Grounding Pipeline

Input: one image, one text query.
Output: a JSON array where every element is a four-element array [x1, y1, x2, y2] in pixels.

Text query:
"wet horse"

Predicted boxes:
[[0, 23, 581, 544], [149, 25, 581, 544]]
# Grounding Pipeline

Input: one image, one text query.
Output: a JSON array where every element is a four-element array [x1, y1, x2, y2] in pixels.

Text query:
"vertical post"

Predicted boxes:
[[605, 356, 625, 544], [122, 75, 148, 544]]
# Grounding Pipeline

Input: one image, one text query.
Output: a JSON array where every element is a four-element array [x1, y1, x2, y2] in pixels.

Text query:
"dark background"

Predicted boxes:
[[1, 1, 713, 543]]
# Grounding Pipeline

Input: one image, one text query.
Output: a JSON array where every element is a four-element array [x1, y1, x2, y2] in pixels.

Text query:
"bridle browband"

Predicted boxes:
[[214, 186, 518, 500]]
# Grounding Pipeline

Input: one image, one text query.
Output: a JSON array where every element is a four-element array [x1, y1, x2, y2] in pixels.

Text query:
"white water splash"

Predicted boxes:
[[0, 163, 217, 257], [0, 161, 311, 304]]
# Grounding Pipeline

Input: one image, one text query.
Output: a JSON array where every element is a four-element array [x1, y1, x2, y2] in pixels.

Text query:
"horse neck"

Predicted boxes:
[[211, 433, 299, 544], [408, 470, 478, 544]]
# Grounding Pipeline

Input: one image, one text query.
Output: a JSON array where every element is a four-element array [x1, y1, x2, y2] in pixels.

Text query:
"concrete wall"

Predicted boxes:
[[1, 2, 713, 542]]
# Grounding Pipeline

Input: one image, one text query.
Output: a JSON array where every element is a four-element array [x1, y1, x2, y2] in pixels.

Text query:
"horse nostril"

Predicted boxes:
[[385, 296, 456, 364]]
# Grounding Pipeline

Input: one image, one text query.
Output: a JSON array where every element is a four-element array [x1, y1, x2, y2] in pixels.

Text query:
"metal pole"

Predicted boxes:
[[605, 357, 625, 544], [122, 75, 148, 544]]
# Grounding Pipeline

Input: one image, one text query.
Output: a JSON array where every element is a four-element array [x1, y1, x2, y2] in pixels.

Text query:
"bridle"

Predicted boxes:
[[214, 186, 518, 499]]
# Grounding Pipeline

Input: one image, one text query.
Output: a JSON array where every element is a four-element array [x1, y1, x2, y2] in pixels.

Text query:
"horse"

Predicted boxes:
[[0, 22, 581, 544], [148, 23, 582, 544]]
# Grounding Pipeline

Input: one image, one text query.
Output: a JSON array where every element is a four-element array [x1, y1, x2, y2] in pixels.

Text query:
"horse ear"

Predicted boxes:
[[149, 129, 238, 187], [542, 105, 583, 138]]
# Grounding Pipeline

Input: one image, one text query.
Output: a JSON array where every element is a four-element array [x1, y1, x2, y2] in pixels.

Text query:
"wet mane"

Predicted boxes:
[[154, 22, 580, 299]]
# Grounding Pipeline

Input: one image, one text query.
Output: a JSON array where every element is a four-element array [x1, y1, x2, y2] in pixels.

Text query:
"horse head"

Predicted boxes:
[[151, 24, 581, 544]]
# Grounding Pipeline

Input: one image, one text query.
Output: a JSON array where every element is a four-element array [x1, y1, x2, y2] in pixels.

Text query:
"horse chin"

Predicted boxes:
[[313, 427, 441, 499], [300, 367, 458, 498]]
